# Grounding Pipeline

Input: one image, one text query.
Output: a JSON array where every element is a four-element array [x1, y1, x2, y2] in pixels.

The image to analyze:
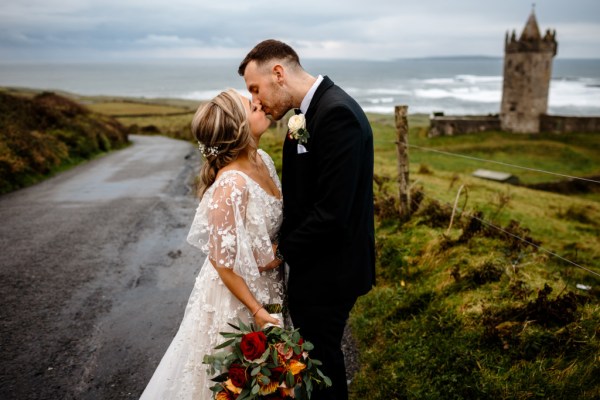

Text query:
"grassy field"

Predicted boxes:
[[258, 110, 600, 399], [79, 94, 599, 276], [4, 89, 598, 398]]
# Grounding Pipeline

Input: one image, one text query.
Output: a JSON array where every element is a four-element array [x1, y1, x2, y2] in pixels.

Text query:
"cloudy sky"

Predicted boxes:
[[1, 0, 598, 62]]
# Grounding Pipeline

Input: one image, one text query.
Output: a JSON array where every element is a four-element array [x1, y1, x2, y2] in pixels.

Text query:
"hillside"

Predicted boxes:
[[0, 89, 129, 193]]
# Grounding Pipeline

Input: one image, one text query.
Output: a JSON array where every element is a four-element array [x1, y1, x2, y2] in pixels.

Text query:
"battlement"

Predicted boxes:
[[505, 28, 557, 55]]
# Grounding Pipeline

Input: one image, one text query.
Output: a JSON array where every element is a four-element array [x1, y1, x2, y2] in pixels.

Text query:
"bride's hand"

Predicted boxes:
[[258, 244, 283, 273], [254, 307, 281, 328]]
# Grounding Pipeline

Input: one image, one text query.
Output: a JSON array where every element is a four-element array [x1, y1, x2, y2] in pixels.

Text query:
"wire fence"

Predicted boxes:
[[408, 144, 600, 184], [414, 189, 600, 278], [380, 137, 599, 279]]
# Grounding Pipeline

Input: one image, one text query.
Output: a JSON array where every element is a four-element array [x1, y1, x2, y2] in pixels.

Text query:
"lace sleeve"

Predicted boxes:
[[206, 172, 251, 270], [187, 171, 268, 281]]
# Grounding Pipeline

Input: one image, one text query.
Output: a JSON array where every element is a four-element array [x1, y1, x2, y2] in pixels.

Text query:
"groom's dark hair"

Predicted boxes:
[[238, 39, 301, 76]]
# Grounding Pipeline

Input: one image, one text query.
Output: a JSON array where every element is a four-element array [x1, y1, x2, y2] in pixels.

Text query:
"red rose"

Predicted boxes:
[[240, 331, 267, 360], [271, 365, 286, 382], [228, 363, 248, 388]]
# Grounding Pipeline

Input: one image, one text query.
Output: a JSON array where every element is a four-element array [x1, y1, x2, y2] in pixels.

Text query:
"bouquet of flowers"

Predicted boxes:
[[203, 311, 331, 400]]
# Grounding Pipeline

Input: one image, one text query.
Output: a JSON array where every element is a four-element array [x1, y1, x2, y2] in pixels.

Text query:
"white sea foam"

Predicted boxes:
[[179, 88, 252, 101], [455, 75, 502, 84], [549, 78, 600, 108], [414, 87, 501, 103]]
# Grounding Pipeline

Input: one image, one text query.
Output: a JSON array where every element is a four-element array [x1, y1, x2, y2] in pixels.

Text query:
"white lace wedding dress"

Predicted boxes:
[[140, 150, 284, 400]]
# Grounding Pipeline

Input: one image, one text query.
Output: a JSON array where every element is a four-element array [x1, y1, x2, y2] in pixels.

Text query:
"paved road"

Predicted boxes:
[[0, 135, 205, 399]]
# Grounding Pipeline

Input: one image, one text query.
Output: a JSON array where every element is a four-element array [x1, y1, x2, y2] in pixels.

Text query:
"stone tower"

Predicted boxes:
[[500, 10, 557, 133]]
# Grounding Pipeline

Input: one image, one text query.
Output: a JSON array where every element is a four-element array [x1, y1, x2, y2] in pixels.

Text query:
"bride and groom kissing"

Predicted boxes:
[[140, 39, 375, 400]]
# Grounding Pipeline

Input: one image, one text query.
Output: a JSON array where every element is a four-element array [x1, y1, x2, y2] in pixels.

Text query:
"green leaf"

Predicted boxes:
[[239, 319, 251, 332], [210, 372, 229, 383], [227, 322, 240, 331], [219, 332, 241, 338], [259, 375, 270, 385], [254, 348, 270, 364], [251, 365, 261, 376], [306, 378, 313, 393], [251, 384, 260, 395], [317, 368, 332, 387], [303, 341, 314, 351], [286, 371, 294, 388], [237, 388, 250, 400], [214, 338, 235, 349]]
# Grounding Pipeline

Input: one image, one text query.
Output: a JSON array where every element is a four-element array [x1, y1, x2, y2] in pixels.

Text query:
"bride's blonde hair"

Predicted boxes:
[[191, 89, 255, 197]]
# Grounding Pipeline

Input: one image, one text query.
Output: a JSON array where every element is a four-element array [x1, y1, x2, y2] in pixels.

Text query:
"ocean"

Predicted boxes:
[[1, 58, 599, 116]]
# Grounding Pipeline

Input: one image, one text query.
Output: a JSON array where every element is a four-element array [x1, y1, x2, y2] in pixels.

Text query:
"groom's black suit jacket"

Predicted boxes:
[[279, 76, 375, 306]]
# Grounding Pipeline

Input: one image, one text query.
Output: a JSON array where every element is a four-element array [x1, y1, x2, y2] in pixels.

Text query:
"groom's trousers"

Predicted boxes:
[[289, 299, 356, 400]]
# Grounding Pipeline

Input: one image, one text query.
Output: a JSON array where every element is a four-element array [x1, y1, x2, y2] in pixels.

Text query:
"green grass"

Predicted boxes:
[[86, 101, 191, 116], [259, 112, 600, 399]]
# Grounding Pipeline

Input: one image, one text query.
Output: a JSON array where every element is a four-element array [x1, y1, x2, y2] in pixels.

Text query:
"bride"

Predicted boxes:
[[140, 89, 285, 399]]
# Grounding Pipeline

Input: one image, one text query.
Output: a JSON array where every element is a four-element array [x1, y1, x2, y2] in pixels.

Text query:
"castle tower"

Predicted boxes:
[[500, 10, 557, 133]]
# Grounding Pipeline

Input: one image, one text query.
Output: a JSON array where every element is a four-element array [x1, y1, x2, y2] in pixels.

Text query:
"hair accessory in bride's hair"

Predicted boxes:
[[198, 142, 220, 158]]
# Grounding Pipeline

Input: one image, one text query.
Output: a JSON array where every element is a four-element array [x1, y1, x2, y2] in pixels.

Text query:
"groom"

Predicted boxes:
[[239, 40, 375, 400]]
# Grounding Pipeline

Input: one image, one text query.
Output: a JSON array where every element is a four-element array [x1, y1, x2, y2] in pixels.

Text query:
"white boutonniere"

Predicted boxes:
[[287, 113, 310, 144]]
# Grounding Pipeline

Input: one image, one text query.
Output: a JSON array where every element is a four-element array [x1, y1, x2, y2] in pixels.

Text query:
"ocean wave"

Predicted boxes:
[[421, 75, 501, 85], [347, 87, 410, 96], [366, 97, 395, 104], [414, 87, 500, 103], [549, 79, 600, 107], [455, 75, 502, 84], [179, 88, 251, 100]]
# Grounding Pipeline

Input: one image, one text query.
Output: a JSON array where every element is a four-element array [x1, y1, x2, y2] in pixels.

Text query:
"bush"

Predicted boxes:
[[0, 92, 129, 193]]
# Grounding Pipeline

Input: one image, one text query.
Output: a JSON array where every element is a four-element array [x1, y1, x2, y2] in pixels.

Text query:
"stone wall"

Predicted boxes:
[[428, 115, 501, 137], [540, 114, 600, 133]]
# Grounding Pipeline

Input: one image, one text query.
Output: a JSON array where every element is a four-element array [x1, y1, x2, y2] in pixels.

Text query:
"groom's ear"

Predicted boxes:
[[272, 64, 285, 84]]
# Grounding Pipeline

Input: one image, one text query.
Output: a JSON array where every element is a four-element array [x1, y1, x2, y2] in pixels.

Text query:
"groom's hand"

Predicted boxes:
[[259, 258, 282, 273], [258, 245, 284, 273]]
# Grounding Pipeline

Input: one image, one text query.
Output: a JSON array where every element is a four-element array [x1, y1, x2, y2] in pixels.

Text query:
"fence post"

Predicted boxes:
[[395, 105, 410, 221]]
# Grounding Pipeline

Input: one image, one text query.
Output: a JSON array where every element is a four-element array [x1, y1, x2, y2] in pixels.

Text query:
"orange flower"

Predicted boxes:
[[224, 379, 242, 394], [279, 383, 296, 398], [216, 390, 236, 400], [258, 379, 279, 396], [287, 359, 306, 375]]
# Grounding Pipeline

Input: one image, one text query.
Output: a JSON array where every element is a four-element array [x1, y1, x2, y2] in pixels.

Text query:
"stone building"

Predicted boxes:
[[500, 11, 557, 133], [428, 10, 600, 137]]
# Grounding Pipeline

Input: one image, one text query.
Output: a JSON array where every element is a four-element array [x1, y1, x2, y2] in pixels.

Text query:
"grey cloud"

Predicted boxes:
[[0, 0, 598, 61]]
